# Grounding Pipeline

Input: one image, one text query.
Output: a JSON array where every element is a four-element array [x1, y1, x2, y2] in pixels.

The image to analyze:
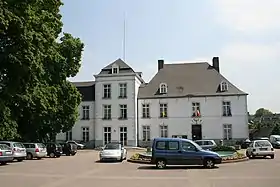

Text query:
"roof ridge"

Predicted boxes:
[[165, 62, 208, 65]]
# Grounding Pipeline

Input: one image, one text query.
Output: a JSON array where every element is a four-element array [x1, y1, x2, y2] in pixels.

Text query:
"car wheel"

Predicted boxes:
[[37, 157, 42, 160], [26, 153, 33, 160], [17, 159, 23, 162], [156, 159, 166, 169], [203, 158, 215, 169], [49, 152, 55, 158], [271, 155, 274, 159], [0, 161, 7, 165]]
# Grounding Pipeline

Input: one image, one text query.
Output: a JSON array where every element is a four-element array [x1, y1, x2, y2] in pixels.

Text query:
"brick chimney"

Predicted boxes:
[[212, 57, 219, 72], [158, 60, 164, 71]]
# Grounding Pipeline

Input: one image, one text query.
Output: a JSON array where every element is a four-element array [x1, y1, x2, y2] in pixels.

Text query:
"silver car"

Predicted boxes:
[[0, 141, 26, 162], [194, 140, 217, 150], [99, 143, 127, 162], [23, 143, 47, 160], [0, 144, 13, 165]]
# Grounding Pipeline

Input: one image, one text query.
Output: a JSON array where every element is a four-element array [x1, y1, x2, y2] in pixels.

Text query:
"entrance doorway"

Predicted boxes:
[[119, 127, 127, 146], [191, 124, 202, 140]]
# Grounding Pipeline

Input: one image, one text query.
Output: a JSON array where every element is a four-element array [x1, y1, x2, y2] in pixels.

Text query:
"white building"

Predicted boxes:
[[56, 57, 249, 147]]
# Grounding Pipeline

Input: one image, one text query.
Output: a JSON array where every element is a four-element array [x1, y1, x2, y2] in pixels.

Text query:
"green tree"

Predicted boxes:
[[255, 108, 273, 117], [0, 0, 83, 141]]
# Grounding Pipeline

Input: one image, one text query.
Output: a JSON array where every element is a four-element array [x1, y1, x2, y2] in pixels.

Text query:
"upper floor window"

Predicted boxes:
[[119, 104, 127, 120], [103, 105, 111, 120], [142, 104, 150, 118], [82, 106, 90, 120], [142, 126, 151, 141], [222, 101, 232, 117], [223, 124, 232, 140], [103, 84, 111, 99], [112, 67, 118, 74], [159, 103, 168, 118], [159, 83, 167, 94], [119, 83, 127, 98], [220, 81, 228, 92], [192, 102, 201, 117]]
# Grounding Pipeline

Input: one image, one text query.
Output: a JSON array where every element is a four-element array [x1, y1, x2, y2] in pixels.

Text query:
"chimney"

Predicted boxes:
[[158, 59, 164, 71], [212, 57, 219, 72]]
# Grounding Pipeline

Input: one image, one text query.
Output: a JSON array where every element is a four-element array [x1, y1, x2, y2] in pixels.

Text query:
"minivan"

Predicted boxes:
[[151, 138, 222, 169]]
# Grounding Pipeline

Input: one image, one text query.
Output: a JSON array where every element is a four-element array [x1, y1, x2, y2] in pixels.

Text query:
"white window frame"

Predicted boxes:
[[119, 104, 127, 119], [160, 125, 168, 137], [103, 105, 111, 120], [220, 81, 228, 91], [142, 126, 151, 141], [82, 106, 90, 120], [103, 84, 111, 99], [112, 67, 118, 74], [82, 127, 89, 142], [119, 83, 127, 98], [119, 126, 128, 146], [159, 103, 168, 118], [66, 130, 72, 141], [103, 127, 111, 145], [142, 104, 150, 118], [159, 83, 167, 94], [192, 102, 200, 117], [222, 101, 232, 116], [223, 124, 232, 140]]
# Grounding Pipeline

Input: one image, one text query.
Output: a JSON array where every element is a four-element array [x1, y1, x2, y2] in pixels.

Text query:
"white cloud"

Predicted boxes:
[[213, 0, 280, 33]]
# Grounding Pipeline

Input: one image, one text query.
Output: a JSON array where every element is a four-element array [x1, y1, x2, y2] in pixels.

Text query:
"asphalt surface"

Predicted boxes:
[[0, 150, 280, 187]]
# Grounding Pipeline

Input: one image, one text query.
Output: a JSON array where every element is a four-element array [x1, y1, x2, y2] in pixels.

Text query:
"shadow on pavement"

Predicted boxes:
[[137, 165, 219, 170]]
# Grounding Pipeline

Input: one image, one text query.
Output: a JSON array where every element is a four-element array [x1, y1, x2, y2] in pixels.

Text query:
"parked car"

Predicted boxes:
[[151, 138, 222, 169], [23, 143, 47, 160], [194, 140, 217, 150], [246, 139, 274, 159], [60, 142, 77, 156], [0, 144, 13, 165], [45, 142, 62, 158], [66, 140, 85, 149], [269, 135, 280, 148], [99, 143, 127, 162], [0, 141, 26, 162], [252, 137, 269, 141]]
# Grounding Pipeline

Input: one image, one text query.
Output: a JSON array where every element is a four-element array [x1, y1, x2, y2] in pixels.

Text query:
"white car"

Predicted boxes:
[[66, 141, 85, 149], [246, 140, 274, 159], [99, 143, 127, 162]]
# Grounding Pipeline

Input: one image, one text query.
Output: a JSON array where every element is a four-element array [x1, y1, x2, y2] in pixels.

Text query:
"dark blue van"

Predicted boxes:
[[151, 138, 222, 169]]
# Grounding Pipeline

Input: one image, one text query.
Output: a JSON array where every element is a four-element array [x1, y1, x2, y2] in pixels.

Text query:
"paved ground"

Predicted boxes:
[[1, 150, 280, 187]]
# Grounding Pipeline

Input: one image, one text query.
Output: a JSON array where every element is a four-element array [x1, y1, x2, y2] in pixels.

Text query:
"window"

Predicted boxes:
[[255, 140, 271, 147], [222, 101, 232, 116], [103, 127, 111, 145], [223, 124, 232, 140], [142, 104, 150, 118], [119, 104, 127, 119], [103, 84, 111, 99], [159, 103, 168, 118], [159, 83, 167, 94], [82, 127, 89, 142], [119, 83, 127, 98], [192, 102, 201, 117], [182, 141, 196, 151], [160, 125, 168, 137], [103, 105, 111, 120], [220, 81, 228, 91], [82, 106, 90, 120], [66, 130, 72, 141], [156, 141, 166, 150], [168, 141, 179, 150], [112, 67, 118, 74], [142, 126, 151, 141]]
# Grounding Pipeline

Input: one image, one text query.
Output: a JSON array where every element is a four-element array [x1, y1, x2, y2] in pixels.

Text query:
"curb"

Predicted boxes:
[[127, 159, 151, 164]]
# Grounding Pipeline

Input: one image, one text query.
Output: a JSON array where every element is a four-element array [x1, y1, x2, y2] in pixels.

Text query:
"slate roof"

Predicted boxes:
[[98, 58, 135, 75], [138, 62, 247, 99], [72, 81, 95, 101]]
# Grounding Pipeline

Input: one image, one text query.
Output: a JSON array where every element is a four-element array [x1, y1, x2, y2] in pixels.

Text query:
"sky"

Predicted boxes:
[[60, 0, 280, 114]]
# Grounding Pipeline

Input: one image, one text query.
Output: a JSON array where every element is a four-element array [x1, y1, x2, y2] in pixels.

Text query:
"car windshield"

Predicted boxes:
[[0, 144, 10, 150], [104, 144, 121, 150], [191, 141, 203, 150], [13, 143, 24, 148]]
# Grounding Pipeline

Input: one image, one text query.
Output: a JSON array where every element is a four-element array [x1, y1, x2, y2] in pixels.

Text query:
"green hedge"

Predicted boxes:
[[212, 145, 236, 152]]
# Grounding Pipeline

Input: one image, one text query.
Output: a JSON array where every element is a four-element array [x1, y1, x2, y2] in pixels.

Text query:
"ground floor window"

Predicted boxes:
[[160, 125, 168, 138], [103, 127, 111, 145], [223, 124, 232, 140], [119, 127, 127, 146], [66, 130, 72, 141], [142, 126, 151, 141], [82, 127, 89, 142]]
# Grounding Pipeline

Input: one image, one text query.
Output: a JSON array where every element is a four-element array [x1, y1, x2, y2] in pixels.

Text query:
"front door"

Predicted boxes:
[[181, 141, 203, 165], [192, 124, 202, 140], [119, 127, 127, 146]]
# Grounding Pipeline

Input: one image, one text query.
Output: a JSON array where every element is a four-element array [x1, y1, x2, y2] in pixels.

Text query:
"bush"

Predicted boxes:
[[212, 145, 236, 152]]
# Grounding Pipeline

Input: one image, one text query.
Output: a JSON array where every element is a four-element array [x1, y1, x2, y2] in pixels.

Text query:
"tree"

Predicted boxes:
[[255, 108, 273, 118], [0, 0, 83, 141]]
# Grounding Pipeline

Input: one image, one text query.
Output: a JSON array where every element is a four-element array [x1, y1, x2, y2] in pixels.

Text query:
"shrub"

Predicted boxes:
[[212, 145, 236, 152]]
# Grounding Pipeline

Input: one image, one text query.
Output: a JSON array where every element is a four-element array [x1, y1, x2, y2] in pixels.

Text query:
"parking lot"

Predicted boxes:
[[0, 150, 280, 187]]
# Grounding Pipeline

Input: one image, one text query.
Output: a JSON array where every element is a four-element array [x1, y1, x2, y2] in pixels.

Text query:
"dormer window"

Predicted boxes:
[[220, 81, 228, 92], [159, 83, 167, 94], [112, 67, 118, 74]]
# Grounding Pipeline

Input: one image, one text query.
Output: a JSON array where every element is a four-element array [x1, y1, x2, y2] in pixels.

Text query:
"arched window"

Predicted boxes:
[[220, 81, 228, 91], [159, 83, 167, 94]]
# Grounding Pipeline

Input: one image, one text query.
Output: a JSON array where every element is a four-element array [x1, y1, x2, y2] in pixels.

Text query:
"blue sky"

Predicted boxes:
[[60, 0, 280, 114]]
